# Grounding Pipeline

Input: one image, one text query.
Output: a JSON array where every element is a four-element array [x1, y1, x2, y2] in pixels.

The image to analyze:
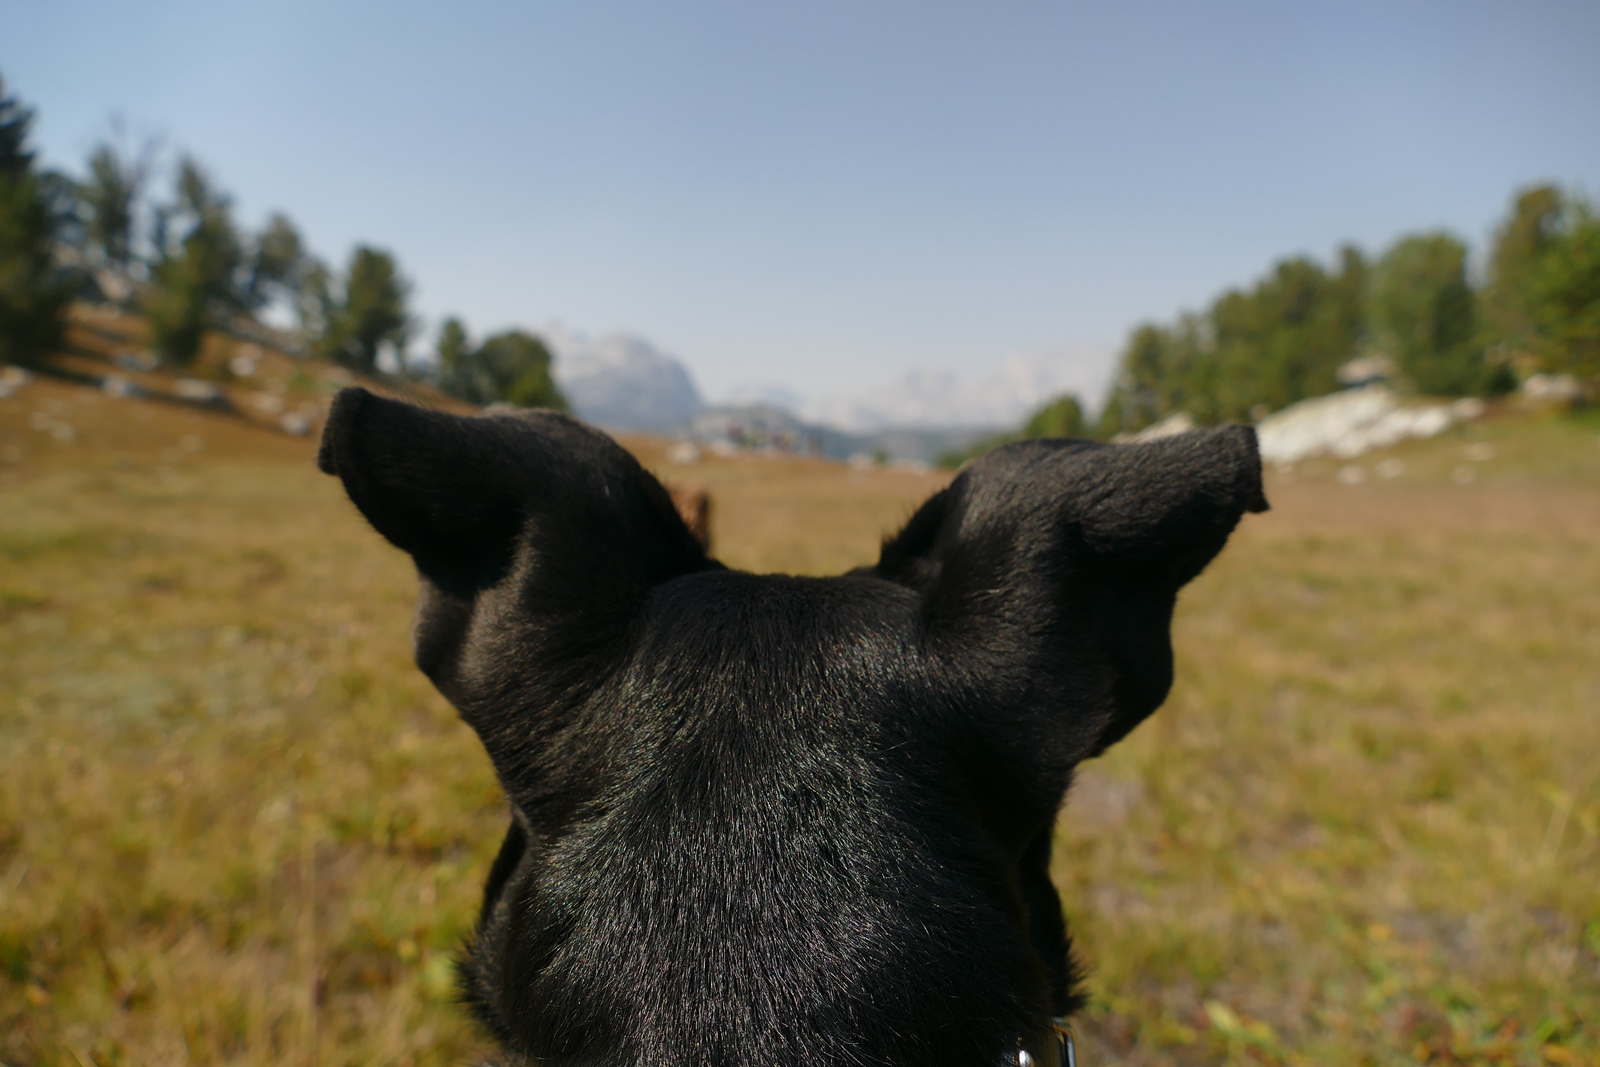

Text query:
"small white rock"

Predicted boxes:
[[1451, 465, 1477, 485], [102, 374, 140, 398], [175, 379, 223, 403], [665, 441, 702, 465], [1521, 373, 1580, 401], [1336, 464, 1365, 486], [113, 351, 159, 371]]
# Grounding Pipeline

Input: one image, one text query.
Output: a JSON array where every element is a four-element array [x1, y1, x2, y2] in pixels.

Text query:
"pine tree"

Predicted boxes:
[[1022, 393, 1086, 438], [477, 330, 565, 409], [1482, 185, 1564, 357], [1529, 201, 1600, 384], [325, 246, 409, 373], [0, 74, 73, 368], [1370, 232, 1487, 395], [435, 317, 475, 396], [81, 143, 141, 274], [244, 212, 305, 310], [143, 157, 245, 365]]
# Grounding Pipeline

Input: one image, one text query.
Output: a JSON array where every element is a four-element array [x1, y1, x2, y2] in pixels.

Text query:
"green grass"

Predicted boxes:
[[2, 378, 1598, 1065]]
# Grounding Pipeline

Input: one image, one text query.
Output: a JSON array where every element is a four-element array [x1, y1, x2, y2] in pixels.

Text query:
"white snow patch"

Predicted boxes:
[[1114, 411, 1195, 443], [1255, 385, 1464, 465]]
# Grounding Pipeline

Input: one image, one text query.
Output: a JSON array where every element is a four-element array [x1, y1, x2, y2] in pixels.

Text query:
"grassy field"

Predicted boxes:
[[1, 374, 1597, 1065]]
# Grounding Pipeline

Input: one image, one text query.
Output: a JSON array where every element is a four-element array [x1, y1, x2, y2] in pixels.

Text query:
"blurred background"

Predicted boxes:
[[1, 1, 1597, 1064]]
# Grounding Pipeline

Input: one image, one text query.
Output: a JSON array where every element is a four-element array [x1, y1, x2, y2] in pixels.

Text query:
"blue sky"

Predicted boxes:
[[4, 0, 1598, 403]]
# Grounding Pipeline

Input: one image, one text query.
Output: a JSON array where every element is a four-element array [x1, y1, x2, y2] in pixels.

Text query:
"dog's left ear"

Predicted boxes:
[[875, 427, 1267, 758], [316, 387, 713, 695]]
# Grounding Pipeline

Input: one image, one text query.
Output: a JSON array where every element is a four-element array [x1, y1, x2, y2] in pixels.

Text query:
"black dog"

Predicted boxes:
[[316, 387, 1266, 1066]]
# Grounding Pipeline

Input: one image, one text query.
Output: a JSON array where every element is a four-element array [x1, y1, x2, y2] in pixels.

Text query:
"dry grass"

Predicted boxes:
[[2, 375, 1597, 1065], [1063, 471, 1600, 1065]]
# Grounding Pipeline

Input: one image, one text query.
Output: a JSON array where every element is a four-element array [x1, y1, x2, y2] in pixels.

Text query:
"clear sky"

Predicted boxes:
[[4, 0, 1598, 403]]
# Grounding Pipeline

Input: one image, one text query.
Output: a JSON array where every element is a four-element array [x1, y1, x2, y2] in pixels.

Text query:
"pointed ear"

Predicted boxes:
[[876, 427, 1266, 758], [317, 387, 713, 687], [317, 388, 522, 598]]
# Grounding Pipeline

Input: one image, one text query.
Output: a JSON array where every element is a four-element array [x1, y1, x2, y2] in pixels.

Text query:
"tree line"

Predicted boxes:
[[0, 72, 564, 410], [9, 69, 1594, 435], [948, 184, 1598, 466], [1087, 185, 1600, 439], [933, 190, 1598, 468]]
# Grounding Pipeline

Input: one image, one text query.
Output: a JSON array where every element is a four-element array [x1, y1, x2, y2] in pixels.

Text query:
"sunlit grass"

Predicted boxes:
[[1061, 484, 1600, 1065], [2, 378, 1597, 1065]]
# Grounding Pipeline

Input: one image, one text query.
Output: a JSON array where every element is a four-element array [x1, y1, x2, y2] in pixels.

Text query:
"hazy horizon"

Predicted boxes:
[[6, 0, 1597, 410]]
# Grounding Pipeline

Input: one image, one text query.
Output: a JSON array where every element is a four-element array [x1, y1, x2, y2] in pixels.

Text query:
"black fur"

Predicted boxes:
[[316, 388, 1267, 1065]]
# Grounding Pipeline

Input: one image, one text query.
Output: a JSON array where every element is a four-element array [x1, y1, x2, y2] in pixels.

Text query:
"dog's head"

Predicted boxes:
[[318, 387, 1265, 1066]]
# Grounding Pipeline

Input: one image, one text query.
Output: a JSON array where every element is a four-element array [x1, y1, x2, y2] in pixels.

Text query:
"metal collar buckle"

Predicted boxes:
[[1012, 1017, 1077, 1067], [1054, 1017, 1078, 1067]]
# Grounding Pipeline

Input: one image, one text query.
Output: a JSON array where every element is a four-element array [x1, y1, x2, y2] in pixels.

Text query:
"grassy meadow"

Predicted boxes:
[[1, 375, 1597, 1065]]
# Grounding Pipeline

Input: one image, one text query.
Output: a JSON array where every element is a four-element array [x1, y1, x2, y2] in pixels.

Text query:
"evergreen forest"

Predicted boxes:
[[0, 72, 564, 411], [1089, 188, 1599, 438]]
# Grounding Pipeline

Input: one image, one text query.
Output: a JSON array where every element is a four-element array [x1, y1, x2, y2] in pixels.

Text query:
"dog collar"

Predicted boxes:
[[1012, 1017, 1077, 1067]]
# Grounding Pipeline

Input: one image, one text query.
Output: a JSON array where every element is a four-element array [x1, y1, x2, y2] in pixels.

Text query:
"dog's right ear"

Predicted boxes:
[[317, 387, 714, 695], [874, 427, 1266, 763]]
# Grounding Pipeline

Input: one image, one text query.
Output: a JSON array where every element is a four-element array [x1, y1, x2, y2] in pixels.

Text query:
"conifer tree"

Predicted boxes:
[[81, 144, 141, 276], [0, 73, 73, 368], [1529, 201, 1600, 383], [323, 245, 409, 373], [245, 212, 305, 310], [435, 316, 474, 395], [434, 320, 567, 409], [143, 157, 245, 365], [1482, 185, 1563, 357], [1370, 232, 1487, 395], [1022, 393, 1086, 438]]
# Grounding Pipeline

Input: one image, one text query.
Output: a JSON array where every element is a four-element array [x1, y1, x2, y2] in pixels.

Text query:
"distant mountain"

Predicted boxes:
[[685, 403, 996, 465], [538, 325, 1115, 453], [793, 345, 1116, 434], [720, 382, 808, 413], [542, 325, 705, 431]]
